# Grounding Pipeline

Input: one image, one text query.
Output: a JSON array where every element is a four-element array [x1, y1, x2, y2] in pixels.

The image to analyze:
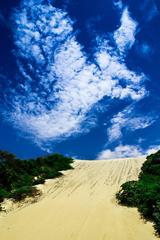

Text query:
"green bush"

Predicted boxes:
[[153, 202, 160, 234], [116, 150, 160, 235], [0, 150, 74, 205], [0, 187, 9, 202], [116, 181, 139, 207], [33, 176, 45, 185], [11, 186, 40, 201]]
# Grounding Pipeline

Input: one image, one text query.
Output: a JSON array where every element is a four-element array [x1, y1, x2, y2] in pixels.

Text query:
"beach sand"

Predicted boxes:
[[0, 158, 159, 240]]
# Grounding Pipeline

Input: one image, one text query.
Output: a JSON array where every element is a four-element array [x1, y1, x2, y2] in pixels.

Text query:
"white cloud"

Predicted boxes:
[[97, 145, 144, 159], [97, 144, 160, 159], [21, 0, 44, 7], [108, 106, 155, 142], [114, 7, 137, 54], [5, 2, 146, 145], [113, 0, 123, 10], [146, 145, 160, 155]]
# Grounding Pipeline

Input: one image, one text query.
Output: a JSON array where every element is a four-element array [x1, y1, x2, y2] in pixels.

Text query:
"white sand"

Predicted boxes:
[[0, 157, 159, 240]]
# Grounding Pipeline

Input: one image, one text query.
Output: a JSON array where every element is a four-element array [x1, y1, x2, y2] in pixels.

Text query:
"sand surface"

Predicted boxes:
[[0, 158, 159, 240]]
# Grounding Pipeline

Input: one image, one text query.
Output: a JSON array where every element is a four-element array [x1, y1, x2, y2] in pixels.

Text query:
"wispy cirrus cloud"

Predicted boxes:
[[146, 145, 160, 155], [113, 0, 123, 10], [114, 7, 137, 55], [3, 0, 146, 146], [97, 145, 144, 159], [97, 144, 160, 159], [107, 106, 155, 142]]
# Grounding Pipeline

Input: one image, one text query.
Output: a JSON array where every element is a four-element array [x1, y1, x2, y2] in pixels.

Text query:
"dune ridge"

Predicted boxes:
[[0, 157, 159, 240]]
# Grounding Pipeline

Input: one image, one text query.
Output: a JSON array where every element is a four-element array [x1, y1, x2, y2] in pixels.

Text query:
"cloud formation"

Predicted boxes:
[[107, 106, 155, 142], [97, 145, 143, 159], [97, 144, 160, 159], [114, 7, 137, 54], [113, 0, 123, 10], [5, 1, 146, 145]]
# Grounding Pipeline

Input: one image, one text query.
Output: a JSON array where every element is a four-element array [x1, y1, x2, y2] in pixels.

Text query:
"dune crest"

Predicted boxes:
[[0, 158, 159, 240]]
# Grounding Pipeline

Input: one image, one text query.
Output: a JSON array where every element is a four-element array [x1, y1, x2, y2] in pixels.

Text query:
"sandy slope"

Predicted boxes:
[[0, 158, 159, 240]]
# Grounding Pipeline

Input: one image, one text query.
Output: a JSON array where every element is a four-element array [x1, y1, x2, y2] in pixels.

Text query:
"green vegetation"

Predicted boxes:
[[0, 150, 73, 203], [116, 150, 160, 235]]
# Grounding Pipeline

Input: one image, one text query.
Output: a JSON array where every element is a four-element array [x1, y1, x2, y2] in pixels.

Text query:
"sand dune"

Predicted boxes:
[[0, 158, 159, 240]]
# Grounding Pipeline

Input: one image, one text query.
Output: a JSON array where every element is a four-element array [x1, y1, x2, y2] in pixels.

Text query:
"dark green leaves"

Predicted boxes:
[[116, 150, 160, 235], [0, 151, 73, 203]]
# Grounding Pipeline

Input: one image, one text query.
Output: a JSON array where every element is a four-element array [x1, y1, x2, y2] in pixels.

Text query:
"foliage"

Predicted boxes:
[[0, 187, 9, 203], [11, 186, 41, 201], [116, 150, 160, 235], [0, 150, 73, 203]]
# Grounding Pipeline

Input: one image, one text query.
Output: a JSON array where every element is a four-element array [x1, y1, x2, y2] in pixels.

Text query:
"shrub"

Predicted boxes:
[[0, 187, 9, 202], [116, 181, 139, 207], [0, 150, 74, 205], [11, 186, 40, 201], [33, 176, 45, 185], [153, 202, 160, 235], [116, 150, 160, 235]]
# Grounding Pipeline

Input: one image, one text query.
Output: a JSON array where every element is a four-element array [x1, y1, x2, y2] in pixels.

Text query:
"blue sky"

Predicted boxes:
[[0, 0, 160, 159]]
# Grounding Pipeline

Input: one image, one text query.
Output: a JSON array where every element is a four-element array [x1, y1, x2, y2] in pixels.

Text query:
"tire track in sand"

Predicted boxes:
[[0, 157, 159, 240]]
